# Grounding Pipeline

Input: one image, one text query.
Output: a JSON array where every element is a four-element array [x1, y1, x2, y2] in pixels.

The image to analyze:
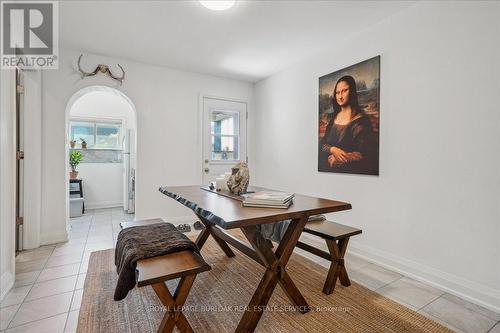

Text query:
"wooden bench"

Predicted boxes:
[[121, 219, 211, 333], [296, 220, 362, 295]]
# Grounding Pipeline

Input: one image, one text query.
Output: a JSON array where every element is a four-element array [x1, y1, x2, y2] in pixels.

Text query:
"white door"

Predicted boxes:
[[202, 97, 247, 186]]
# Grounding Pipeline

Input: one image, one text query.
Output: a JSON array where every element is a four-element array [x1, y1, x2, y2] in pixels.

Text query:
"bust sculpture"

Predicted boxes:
[[227, 161, 249, 194]]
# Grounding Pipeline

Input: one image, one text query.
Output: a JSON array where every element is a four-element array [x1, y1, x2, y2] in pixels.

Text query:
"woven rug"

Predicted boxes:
[[77, 236, 454, 333]]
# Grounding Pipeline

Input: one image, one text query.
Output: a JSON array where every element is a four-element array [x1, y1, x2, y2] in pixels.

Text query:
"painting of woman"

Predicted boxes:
[[318, 57, 380, 175]]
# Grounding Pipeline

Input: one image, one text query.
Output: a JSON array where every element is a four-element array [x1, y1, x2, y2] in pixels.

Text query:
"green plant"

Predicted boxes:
[[70, 151, 83, 171], [80, 138, 87, 145]]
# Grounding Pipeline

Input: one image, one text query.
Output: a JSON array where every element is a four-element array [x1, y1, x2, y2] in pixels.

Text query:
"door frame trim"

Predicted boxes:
[[198, 94, 249, 184]]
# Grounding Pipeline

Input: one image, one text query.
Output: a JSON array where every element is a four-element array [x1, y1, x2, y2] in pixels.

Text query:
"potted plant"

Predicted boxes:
[[69, 150, 83, 179], [70, 140, 76, 149], [80, 138, 87, 149]]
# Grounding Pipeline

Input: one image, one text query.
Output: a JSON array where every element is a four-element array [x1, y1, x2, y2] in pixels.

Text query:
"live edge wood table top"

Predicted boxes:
[[159, 185, 352, 333], [159, 185, 351, 229]]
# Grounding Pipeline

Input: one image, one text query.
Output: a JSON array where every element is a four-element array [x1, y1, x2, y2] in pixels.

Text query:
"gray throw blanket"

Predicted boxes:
[[114, 223, 199, 301], [257, 215, 326, 242]]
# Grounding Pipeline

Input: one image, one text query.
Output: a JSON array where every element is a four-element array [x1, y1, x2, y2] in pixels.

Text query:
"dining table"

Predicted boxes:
[[159, 185, 352, 333]]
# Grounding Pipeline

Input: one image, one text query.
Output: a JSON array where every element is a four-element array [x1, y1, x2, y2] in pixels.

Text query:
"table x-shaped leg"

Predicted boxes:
[[236, 216, 310, 332], [323, 237, 350, 295], [195, 215, 235, 258], [151, 275, 196, 333]]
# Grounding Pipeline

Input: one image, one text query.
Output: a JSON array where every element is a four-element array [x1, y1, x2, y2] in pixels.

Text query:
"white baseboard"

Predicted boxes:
[[349, 240, 500, 313], [0, 270, 14, 302], [85, 201, 122, 210], [40, 228, 68, 246]]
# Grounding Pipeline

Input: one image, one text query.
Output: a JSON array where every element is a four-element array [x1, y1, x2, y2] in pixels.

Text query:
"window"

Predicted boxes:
[[210, 111, 239, 160], [70, 120, 122, 149]]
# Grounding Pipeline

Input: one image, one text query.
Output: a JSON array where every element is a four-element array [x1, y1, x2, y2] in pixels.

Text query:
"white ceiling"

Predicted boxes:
[[60, 1, 414, 82]]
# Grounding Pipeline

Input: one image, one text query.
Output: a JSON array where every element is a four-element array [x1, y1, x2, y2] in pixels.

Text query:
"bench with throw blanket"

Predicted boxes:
[[114, 222, 200, 301]]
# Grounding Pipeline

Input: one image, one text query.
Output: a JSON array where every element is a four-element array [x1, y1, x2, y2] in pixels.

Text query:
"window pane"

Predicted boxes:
[[96, 123, 121, 148], [211, 135, 239, 160], [70, 122, 95, 147], [211, 111, 239, 135], [210, 111, 239, 160]]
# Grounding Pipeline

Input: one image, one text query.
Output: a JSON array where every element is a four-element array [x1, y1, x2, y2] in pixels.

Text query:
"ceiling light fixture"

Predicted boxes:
[[199, 1, 236, 11]]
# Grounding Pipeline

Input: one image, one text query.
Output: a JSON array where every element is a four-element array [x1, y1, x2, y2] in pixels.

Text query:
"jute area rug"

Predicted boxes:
[[78, 236, 454, 333]]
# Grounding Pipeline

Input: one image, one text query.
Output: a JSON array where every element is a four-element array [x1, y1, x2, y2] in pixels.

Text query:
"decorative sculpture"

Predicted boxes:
[[77, 54, 125, 85], [227, 161, 249, 195]]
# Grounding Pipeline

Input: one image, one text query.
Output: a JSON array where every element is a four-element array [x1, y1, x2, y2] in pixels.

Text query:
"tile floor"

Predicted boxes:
[[1, 207, 499, 333]]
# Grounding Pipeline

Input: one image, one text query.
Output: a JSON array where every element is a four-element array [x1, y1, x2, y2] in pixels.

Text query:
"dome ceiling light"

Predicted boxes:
[[199, 1, 236, 11]]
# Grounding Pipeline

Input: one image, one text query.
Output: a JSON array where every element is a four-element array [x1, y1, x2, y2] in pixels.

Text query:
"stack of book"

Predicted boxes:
[[242, 191, 294, 209]]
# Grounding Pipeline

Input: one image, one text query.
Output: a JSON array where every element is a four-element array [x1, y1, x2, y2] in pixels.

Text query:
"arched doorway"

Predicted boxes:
[[64, 86, 137, 223]]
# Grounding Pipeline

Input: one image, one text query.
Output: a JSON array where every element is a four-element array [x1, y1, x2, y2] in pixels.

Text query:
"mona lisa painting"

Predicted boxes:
[[318, 56, 380, 175]]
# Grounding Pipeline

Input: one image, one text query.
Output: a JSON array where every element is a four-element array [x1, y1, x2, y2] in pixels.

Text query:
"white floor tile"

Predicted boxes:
[[0, 305, 20, 330], [15, 259, 47, 274], [70, 290, 83, 311], [55, 238, 86, 247], [418, 310, 466, 333], [0, 286, 31, 308], [64, 310, 79, 333], [92, 208, 112, 215], [68, 224, 90, 232], [440, 293, 500, 321], [69, 216, 92, 223], [36, 264, 80, 282], [46, 254, 82, 268], [85, 235, 113, 244], [51, 247, 84, 258], [13, 271, 40, 288], [421, 294, 497, 333], [78, 260, 89, 274], [88, 223, 113, 230], [67, 231, 88, 240], [6, 313, 67, 333], [92, 215, 111, 222], [344, 253, 370, 271], [348, 263, 402, 290], [9, 292, 72, 328], [75, 274, 86, 290], [84, 241, 113, 253], [377, 277, 444, 309], [25, 276, 77, 301], [15, 247, 54, 263]]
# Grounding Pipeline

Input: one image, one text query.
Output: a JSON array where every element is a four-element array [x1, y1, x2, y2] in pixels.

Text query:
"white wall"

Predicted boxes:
[[41, 49, 254, 244], [70, 90, 136, 133], [0, 70, 16, 301], [69, 90, 135, 209], [77, 163, 123, 209], [254, 2, 500, 311]]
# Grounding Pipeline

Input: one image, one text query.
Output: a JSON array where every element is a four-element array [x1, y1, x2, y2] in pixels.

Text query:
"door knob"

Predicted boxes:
[[204, 168, 209, 173], [204, 159, 209, 163]]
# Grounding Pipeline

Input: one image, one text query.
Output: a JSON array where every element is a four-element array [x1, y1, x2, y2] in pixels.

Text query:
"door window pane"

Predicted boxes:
[[211, 111, 239, 135], [211, 135, 238, 160], [210, 111, 239, 160]]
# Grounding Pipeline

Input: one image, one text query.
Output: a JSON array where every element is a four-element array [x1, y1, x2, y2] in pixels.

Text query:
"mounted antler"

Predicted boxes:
[[77, 54, 125, 85]]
